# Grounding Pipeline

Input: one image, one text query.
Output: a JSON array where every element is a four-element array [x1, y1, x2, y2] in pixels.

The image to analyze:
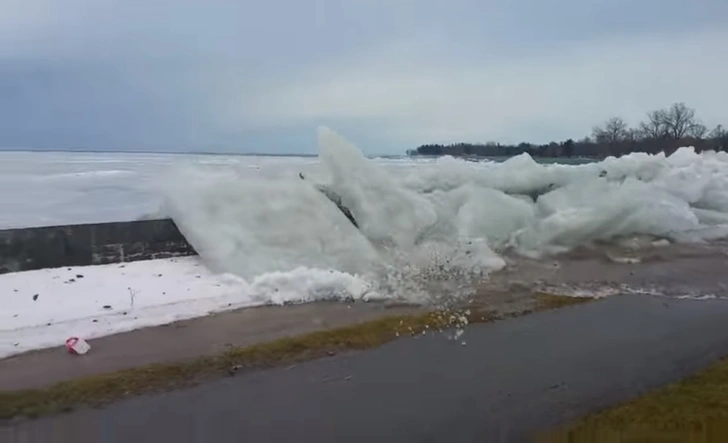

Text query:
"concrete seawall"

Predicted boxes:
[[0, 219, 196, 274]]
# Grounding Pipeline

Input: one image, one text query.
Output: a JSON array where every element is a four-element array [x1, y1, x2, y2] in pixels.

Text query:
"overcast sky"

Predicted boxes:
[[1, 0, 727, 154]]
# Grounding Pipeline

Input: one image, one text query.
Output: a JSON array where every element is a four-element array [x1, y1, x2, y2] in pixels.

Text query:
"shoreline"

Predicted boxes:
[[4, 295, 728, 441], [3, 237, 726, 370], [0, 293, 592, 419]]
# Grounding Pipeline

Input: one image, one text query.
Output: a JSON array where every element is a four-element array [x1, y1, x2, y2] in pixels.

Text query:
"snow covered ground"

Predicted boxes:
[[0, 257, 252, 358], [0, 257, 379, 359]]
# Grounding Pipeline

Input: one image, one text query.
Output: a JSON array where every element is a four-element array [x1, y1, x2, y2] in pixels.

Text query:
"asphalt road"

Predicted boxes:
[[4, 295, 728, 443]]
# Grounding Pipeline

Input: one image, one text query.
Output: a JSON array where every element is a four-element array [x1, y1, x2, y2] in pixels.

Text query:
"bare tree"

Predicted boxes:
[[638, 109, 669, 139], [592, 117, 628, 144], [709, 124, 727, 139], [688, 123, 708, 139], [637, 103, 706, 140], [710, 125, 728, 151], [625, 128, 640, 143], [662, 102, 706, 139]]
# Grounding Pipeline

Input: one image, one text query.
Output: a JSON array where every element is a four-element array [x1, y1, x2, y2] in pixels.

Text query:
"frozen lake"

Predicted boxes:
[[0, 150, 431, 229]]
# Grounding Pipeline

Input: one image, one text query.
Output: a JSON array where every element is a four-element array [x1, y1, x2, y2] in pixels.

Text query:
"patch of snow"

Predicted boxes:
[[0, 257, 252, 358], [0, 257, 373, 358]]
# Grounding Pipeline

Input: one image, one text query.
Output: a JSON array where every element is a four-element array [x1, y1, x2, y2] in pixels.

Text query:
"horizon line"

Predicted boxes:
[[0, 147, 407, 158]]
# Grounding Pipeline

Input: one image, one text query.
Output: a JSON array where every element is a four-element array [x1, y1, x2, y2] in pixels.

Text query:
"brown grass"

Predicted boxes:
[[533, 293, 597, 311]]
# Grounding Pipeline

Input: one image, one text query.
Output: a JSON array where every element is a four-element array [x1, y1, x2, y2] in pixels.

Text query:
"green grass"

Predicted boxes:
[[536, 354, 728, 442], [0, 294, 594, 420]]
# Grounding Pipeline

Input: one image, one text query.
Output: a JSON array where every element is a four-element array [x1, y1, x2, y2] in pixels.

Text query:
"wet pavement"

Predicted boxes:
[[4, 294, 728, 443]]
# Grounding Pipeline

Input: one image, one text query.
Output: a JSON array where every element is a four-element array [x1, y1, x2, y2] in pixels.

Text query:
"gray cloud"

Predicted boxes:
[[1, 0, 727, 153]]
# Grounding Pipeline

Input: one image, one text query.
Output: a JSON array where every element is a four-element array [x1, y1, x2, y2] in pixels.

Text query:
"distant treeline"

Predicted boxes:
[[408, 102, 728, 158]]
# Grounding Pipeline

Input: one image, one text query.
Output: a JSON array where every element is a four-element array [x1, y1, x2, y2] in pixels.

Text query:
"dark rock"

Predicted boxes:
[[76, 274, 84, 278], [102, 305, 112, 310], [317, 185, 359, 228], [32, 294, 39, 301], [298, 175, 359, 229]]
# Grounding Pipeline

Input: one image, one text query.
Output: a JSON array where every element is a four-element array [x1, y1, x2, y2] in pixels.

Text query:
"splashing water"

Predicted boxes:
[[157, 127, 728, 306]]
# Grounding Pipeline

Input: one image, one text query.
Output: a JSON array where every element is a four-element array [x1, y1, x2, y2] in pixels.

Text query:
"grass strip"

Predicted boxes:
[[0, 294, 593, 420], [537, 351, 728, 441]]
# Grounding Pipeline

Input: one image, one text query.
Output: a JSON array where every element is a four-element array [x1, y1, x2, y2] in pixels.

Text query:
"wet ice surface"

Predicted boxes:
[[477, 238, 728, 305]]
